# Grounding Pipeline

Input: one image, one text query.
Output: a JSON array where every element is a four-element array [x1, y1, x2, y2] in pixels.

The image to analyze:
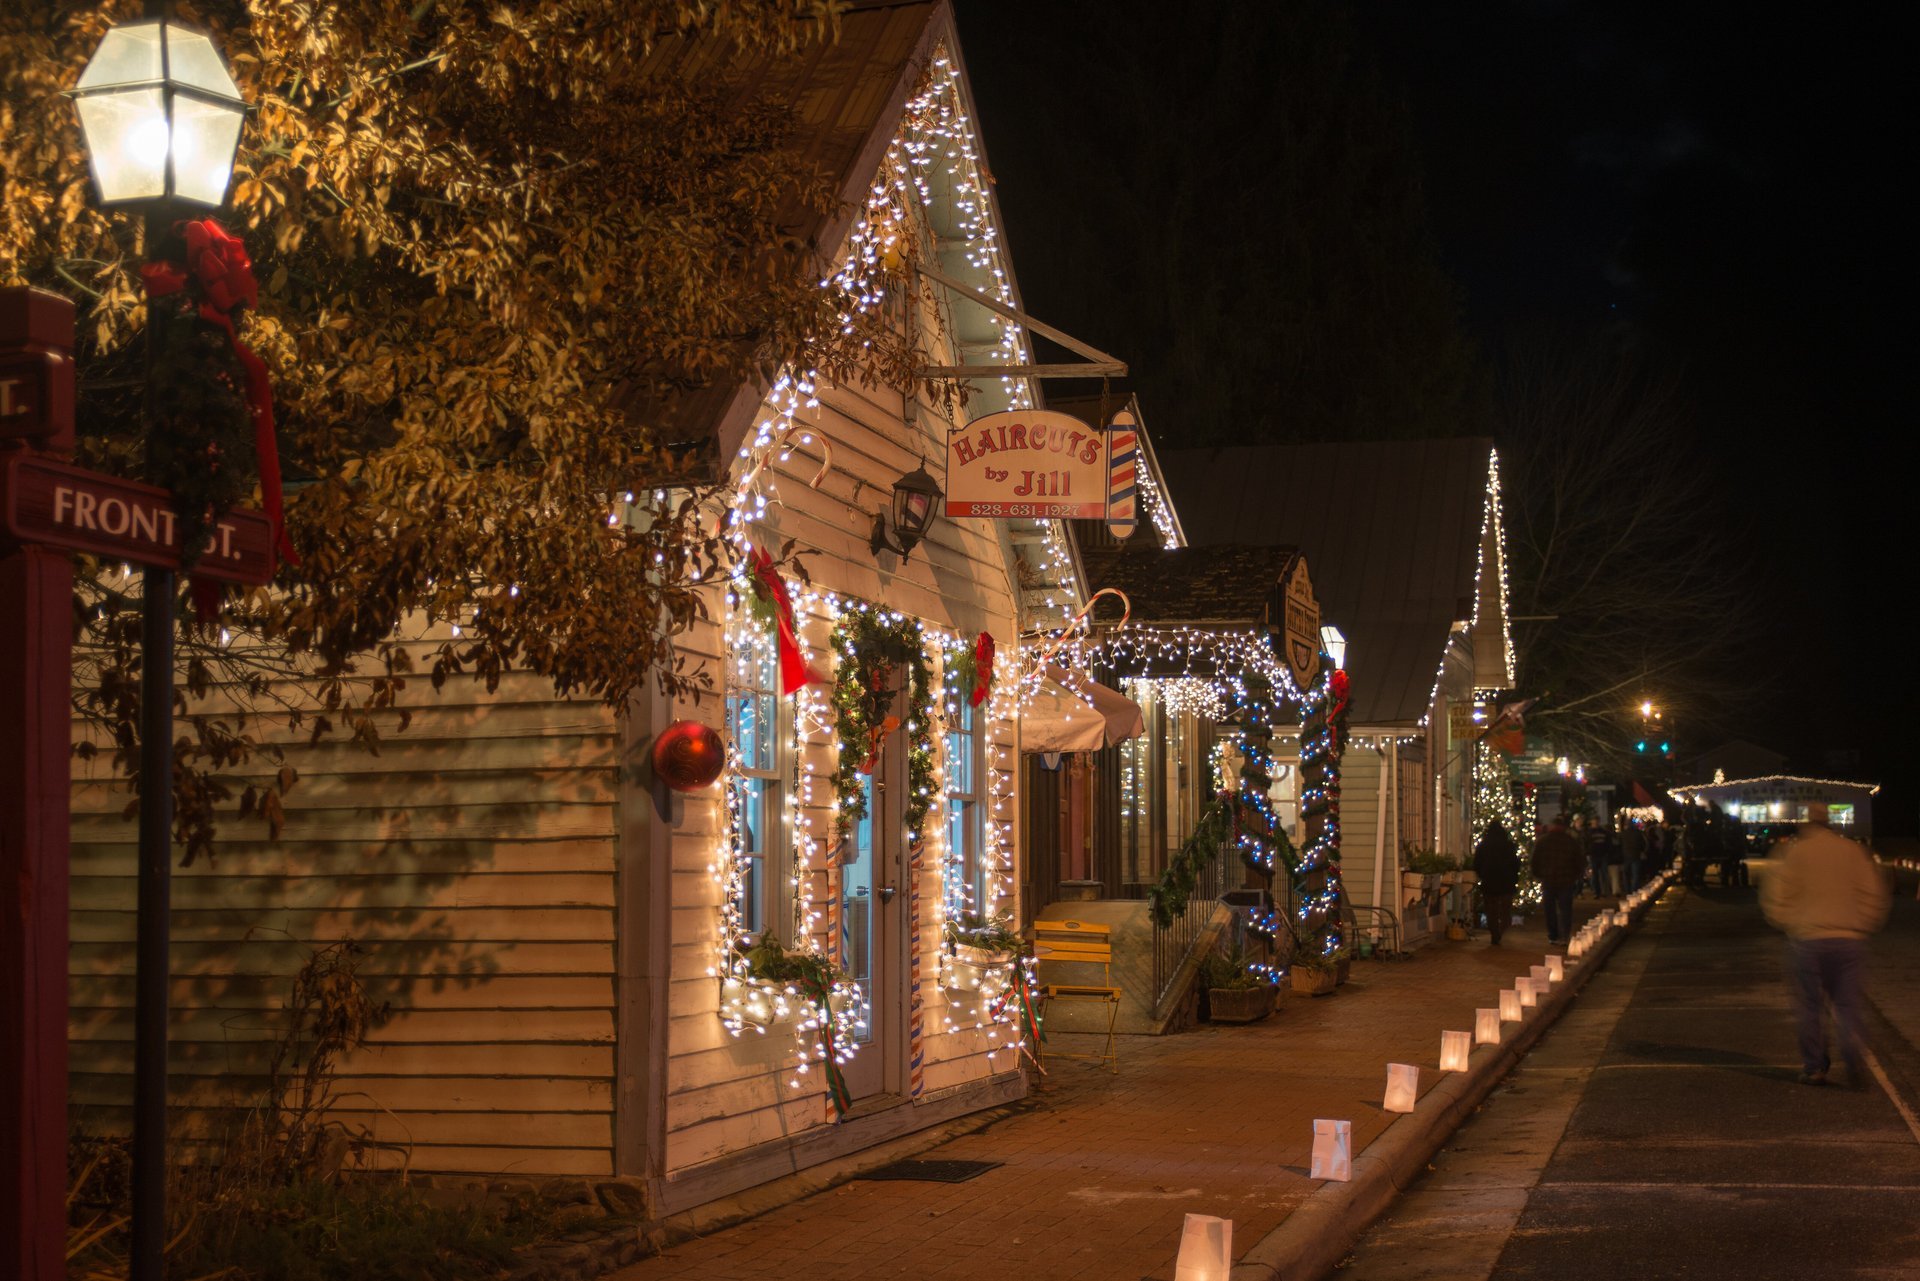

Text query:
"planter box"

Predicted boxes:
[[1208, 985, 1278, 1023], [939, 947, 1014, 997], [1291, 967, 1338, 997]]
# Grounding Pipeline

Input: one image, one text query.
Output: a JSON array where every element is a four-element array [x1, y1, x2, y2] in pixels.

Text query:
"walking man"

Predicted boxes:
[[1532, 815, 1586, 945], [1761, 803, 1890, 1088], [1474, 820, 1521, 946], [1620, 816, 1646, 892]]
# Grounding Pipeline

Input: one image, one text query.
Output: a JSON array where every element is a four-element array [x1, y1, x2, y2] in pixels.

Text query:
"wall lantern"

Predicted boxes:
[[1318, 623, 1347, 671], [70, 18, 246, 208], [869, 462, 943, 562]]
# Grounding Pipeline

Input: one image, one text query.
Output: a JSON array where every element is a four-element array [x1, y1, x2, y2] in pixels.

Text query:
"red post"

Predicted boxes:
[[0, 548, 70, 1281], [1, 284, 76, 1281]]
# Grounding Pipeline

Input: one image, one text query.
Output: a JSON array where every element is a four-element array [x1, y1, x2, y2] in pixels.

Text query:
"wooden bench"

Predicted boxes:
[[1033, 918, 1121, 1073]]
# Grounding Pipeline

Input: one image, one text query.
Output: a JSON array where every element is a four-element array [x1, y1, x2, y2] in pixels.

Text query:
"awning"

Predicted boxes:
[[1020, 666, 1146, 754]]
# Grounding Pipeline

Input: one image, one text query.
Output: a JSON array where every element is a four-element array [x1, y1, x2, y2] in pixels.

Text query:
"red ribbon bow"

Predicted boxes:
[[141, 219, 296, 568], [748, 546, 821, 695], [968, 631, 996, 708]]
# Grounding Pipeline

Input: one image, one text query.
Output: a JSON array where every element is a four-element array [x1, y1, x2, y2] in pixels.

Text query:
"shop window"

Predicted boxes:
[[947, 696, 986, 914], [726, 645, 782, 937], [1829, 803, 1855, 826], [1739, 804, 1768, 823]]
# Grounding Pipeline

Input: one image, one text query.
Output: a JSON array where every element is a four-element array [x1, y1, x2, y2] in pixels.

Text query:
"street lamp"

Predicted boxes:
[[1318, 623, 1347, 671], [71, 18, 246, 208], [869, 462, 943, 562], [71, 14, 245, 1281]]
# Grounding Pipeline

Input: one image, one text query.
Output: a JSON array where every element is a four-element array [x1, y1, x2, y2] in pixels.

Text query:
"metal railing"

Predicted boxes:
[[1151, 838, 1235, 1013]]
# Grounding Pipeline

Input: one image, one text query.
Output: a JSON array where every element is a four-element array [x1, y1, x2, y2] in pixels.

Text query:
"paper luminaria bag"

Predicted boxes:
[[1173, 1213, 1232, 1281], [1441, 1029, 1472, 1072], [1546, 955, 1565, 982], [1310, 1119, 1352, 1181], [1499, 989, 1522, 1021], [1475, 1007, 1501, 1044], [1530, 964, 1551, 986], [1383, 1062, 1419, 1112], [1516, 977, 1539, 1008]]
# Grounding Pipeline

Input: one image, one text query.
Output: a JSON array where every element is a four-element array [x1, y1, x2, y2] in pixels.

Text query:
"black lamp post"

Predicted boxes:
[[71, 12, 245, 1281], [869, 462, 943, 562]]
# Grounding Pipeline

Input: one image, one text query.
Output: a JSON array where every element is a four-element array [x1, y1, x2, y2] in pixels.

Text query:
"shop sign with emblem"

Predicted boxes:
[[1278, 556, 1321, 691]]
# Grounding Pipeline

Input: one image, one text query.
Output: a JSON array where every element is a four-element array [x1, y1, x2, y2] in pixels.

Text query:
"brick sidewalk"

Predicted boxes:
[[609, 901, 1612, 1281]]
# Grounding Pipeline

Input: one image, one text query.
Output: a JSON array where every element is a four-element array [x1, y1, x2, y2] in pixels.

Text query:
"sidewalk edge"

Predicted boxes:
[[1230, 891, 1665, 1281]]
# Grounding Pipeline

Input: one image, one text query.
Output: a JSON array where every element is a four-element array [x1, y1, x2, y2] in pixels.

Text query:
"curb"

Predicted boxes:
[[1230, 882, 1671, 1281]]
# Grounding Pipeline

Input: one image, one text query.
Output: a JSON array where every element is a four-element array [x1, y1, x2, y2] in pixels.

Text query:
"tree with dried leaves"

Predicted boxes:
[[2, 0, 902, 856]]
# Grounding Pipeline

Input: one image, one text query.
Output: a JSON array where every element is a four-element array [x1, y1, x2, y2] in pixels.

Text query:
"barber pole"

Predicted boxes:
[[1106, 408, 1137, 541]]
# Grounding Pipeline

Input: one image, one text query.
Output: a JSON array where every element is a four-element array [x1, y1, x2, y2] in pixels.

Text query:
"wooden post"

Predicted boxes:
[[0, 543, 71, 1281], [1, 282, 76, 1281]]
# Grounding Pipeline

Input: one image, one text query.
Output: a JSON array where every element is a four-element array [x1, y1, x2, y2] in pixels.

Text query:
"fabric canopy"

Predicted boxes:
[[1020, 666, 1146, 754]]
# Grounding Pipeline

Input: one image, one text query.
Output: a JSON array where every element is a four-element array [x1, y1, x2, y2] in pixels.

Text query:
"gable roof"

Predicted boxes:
[[1158, 439, 1503, 726], [1080, 543, 1299, 628]]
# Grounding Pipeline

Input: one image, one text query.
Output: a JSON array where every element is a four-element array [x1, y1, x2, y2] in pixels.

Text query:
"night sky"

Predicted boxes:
[[958, 1, 1915, 831]]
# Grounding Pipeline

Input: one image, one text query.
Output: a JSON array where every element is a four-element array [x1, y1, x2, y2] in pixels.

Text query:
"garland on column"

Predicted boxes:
[[1294, 664, 1350, 958]]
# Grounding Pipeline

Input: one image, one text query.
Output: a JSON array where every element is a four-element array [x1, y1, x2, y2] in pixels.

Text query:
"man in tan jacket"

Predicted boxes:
[[1761, 803, 1891, 1088]]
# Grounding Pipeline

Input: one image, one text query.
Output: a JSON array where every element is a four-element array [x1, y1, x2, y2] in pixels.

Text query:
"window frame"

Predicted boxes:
[[726, 643, 784, 940], [946, 693, 988, 917]]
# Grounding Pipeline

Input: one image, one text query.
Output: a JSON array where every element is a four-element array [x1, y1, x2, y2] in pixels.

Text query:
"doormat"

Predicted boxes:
[[854, 1158, 1002, 1183]]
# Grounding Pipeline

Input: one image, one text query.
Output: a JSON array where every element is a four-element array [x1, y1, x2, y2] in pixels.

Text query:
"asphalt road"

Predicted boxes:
[[1336, 873, 1920, 1280]]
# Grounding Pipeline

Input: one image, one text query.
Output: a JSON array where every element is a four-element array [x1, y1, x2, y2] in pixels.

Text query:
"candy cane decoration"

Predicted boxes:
[[1029, 586, 1133, 670]]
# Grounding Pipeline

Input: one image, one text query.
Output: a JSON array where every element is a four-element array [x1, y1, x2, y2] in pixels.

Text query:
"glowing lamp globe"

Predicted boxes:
[[71, 19, 246, 207], [652, 719, 725, 791]]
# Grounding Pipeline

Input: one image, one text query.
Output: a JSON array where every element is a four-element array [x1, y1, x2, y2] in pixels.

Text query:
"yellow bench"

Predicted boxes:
[[1033, 918, 1121, 1072]]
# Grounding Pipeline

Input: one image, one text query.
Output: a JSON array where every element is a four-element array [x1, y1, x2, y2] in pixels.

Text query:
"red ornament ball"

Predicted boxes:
[[653, 720, 725, 792]]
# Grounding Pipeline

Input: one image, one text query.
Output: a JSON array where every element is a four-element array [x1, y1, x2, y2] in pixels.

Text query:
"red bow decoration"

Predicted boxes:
[[141, 219, 296, 567], [968, 631, 996, 708], [747, 546, 821, 695]]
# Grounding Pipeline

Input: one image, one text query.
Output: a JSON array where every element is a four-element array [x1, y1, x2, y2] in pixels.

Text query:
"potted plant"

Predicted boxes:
[[1290, 948, 1341, 997], [941, 913, 1023, 998], [1203, 946, 1279, 1022]]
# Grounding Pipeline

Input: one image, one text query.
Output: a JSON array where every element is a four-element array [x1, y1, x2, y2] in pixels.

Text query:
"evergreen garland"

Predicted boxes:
[[829, 604, 936, 845], [145, 293, 256, 565]]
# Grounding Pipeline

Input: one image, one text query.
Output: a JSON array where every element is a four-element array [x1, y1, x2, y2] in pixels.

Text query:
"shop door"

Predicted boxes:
[[838, 720, 906, 1101]]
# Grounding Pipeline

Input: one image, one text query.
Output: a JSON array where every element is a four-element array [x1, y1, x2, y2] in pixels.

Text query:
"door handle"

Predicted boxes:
[[878, 886, 897, 905]]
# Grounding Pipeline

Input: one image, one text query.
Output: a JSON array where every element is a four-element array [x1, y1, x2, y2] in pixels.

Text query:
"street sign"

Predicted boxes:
[[1, 454, 275, 585], [1, 286, 77, 455], [945, 409, 1109, 519]]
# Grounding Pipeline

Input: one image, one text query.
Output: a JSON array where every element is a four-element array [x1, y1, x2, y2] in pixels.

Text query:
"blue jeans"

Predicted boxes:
[[1588, 854, 1609, 896], [1788, 938, 1867, 1079], [1543, 884, 1577, 941]]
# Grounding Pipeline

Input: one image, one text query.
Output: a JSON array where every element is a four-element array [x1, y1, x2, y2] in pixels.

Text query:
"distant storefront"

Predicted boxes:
[[1671, 774, 1879, 843]]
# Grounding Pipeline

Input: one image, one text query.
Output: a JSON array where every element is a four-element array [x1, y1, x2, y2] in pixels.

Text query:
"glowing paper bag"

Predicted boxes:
[[1442, 1029, 1472, 1072], [1475, 1007, 1501, 1044], [1173, 1213, 1232, 1281], [1310, 1119, 1352, 1181], [1383, 1062, 1419, 1112]]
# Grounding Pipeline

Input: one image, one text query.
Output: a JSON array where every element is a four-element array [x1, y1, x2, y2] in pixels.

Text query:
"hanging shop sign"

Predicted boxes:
[[1278, 555, 1321, 691], [945, 409, 1108, 519], [1, 453, 275, 586]]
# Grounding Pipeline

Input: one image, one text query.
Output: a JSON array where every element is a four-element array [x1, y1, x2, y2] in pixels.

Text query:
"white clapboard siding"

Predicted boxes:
[[660, 235, 1026, 1174], [68, 617, 624, 1178]]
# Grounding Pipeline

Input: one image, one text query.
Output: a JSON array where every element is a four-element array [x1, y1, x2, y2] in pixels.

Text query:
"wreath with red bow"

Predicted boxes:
[[140, 219, 295, 572]]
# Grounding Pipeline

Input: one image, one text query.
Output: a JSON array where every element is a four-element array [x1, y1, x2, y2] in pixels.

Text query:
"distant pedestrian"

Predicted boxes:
[[1474, 821, 1521, 945], [1532, 815, 1586, 945], [1581, 816, 1608, 897], [1761, 803, 1890, 1089], [1621, 818, 1646, 891]]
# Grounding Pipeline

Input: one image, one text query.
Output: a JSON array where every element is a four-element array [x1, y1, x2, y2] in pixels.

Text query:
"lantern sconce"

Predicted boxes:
[[1319, 623, 1347, 672], [869, 462, 944, 563], [69, 17, 247, 208]]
